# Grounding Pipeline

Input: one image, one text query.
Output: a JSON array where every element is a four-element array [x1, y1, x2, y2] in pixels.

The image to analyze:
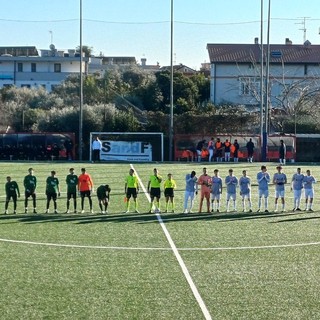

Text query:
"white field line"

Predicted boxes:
[[131, 164, 212, 320], [0, 237, 320, 251]]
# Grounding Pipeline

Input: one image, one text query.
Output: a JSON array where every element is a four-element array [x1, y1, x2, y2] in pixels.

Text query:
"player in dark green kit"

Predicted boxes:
[[5, 176, 20, 214], [96, 184, 111, 214], [66, 168, 78, 213], [45, 171, 60, 214], [24, 168, 37, 214]]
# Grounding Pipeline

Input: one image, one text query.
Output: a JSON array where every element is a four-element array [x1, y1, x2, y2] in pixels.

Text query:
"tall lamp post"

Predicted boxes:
[[262, 0, 271, 161], [169, 0, 174, 161], [79, 0, 84, 161], [260, 0, 264, 161]]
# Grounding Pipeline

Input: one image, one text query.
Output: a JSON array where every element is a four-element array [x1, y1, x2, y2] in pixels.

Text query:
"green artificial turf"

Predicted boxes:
[[0, 161, 319, 319]]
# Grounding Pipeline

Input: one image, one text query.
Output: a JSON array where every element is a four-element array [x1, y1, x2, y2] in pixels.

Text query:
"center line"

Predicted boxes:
[[131, 164, 212, 320]]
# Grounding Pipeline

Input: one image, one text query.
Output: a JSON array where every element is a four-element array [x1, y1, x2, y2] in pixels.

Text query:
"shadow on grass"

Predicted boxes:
[[0, 210, 319, 225]]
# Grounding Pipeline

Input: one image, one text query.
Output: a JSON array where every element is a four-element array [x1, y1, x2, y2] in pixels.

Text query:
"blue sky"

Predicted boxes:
[[1, 0, 320, 69]]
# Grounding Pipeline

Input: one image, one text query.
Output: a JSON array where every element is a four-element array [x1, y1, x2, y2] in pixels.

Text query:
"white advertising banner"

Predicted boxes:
[[100, 140, 153, 161]]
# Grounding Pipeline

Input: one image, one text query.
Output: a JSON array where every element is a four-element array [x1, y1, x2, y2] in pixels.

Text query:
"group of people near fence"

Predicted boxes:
[[3, 165, 315, 215], [196, 138, 255, 163], [4, 167, 110, 215]]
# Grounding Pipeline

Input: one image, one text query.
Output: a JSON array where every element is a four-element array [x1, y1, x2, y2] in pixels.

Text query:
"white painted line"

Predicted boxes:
[[179, 241, 320, 251], [131, 164, 212, 320], [0, 238, 171, 250], [0, 237, 319, 251]]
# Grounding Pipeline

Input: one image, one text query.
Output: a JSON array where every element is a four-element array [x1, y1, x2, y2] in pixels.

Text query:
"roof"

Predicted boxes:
[[207, 43, 320, 64], [159, 64, 197, 73], [0, 46, 38, 56]]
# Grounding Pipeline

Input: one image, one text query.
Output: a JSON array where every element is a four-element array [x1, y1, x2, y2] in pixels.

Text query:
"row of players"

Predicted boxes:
[[125, 166, 316, 214], [3, 166, 316, 214], [183, 166, 316, 214], [4, 167, 110, 214]]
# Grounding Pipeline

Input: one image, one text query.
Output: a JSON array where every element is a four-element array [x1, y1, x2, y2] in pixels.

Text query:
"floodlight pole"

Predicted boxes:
[[79, 0, 84, 161], [169, 0, 174, 161], [262, 0, 271, 162], [260, 0, 264, 161]]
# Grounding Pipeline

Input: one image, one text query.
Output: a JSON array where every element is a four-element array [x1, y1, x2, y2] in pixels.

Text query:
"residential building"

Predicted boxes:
[[0, 45, 88, 92], [207, 38, 320, 108], [159, 63, 197, 76]]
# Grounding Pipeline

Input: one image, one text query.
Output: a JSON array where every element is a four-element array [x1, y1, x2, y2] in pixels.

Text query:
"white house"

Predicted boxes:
[[207, 39, 320, 109], [0, 45, 88, 92]]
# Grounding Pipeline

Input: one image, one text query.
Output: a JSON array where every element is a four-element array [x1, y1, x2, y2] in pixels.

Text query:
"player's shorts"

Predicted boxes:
[[25, 190, 36, 198], [80, 190, 91, 198], [304, 189, 314, 198], [211, 193, 221, 200], [164, 188, 174, 198], [126, 187, 137, 199], [67, 191, 77, 199], [98, 195, 109, 203], [293, 189, 302, 199], [259, 189, 269, 198], [241, 192, 251, 199], [226, 193, 236, 201], [185, 191, 195, 201], [6, 194, 17, 202], [46, 192, 57, 201], [201, 190, 211, 199], [150, 187, 161, 199], [275, 190, 285, 198]]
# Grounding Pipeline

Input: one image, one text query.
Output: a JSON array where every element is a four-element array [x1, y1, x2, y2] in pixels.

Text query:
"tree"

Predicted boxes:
[[76, 45, 93, 57]]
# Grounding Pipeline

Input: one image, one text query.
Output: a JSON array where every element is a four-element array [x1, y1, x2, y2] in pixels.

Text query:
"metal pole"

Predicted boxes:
[[79, 0, 83, 161], [262, 0, 271, 161], [260, 0, 264, 161], [169, 0, 174, 161]]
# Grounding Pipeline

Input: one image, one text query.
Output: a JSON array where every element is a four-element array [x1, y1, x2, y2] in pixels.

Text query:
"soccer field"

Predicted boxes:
[[0, 161, 319, 319]]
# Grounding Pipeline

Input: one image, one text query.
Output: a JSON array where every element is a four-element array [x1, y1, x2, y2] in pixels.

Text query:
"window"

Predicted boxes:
[[31, 63, 36, 72], [54, 63, 61, 73], [17, 63, 23, 72], [239, 77, 260, 96]]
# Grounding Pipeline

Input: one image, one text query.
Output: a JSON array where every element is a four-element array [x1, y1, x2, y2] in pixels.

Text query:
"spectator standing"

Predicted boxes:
[[224, 139, 231, 162], [233, 139, 240, 162], [4, 176, 20, 214], [215, 138, 223, 162], [208, 137, 215, 162], [78, 168, 94, 214], [92, 136, 102, 162], [97, 184, 111, 214], [125, 168, 140, 213], [211, 169, 223, 213], [66, 168, 78, 213], [291, 167, 304, 211], [196, 139, 206, 162], [198, 167, 212, 213], [24, 167, 37, 214], [246, 138, 254, 162], [273, 165, 287, 212], [147, 168, 162, 213], [225, 169, 238, 212], [239, 170, 252, 212], [279, 139, 286, 165], [164, 173, 177, 213], [303, 169, 316, 211], [64, 139, 74, 160], [257, 165, 270, 212], [183, 170, 198, 214]]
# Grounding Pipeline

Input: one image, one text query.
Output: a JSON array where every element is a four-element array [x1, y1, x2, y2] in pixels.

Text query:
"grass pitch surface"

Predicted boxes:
[[0, 161, 319, 319]]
